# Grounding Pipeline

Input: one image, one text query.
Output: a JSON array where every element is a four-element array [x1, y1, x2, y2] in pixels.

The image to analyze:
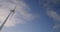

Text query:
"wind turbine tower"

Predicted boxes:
[[0, 6, 16, 31]]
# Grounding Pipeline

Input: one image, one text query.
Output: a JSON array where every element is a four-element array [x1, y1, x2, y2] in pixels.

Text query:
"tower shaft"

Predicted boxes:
[[0, 12, 12, 30]]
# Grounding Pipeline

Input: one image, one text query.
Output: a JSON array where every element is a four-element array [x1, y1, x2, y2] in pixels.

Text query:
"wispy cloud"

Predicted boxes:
[[40, 0, 60, 30], [47, 11, 60, 21], [0, 0, 37, 27], [53, 24, 60, 29], [47, 10, 60, 29]]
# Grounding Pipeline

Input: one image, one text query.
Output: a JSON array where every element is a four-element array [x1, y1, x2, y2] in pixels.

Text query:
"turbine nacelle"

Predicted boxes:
[[10, 6, 16, 13]]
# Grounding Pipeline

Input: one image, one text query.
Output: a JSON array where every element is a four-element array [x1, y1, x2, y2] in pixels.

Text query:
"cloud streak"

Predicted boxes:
[[0, 0, 37, 27], [40, 0, 60, 30], [47, 10, 60, 29], [47, 11, 60, 21]]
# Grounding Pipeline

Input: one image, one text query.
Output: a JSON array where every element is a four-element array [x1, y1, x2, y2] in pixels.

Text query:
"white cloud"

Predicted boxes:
[[41, 0, 60, 31], [47, 10, 60, 21], [53, 24, 60, 29], [0, 0, 36, 27], [46, 10, 60, 29]]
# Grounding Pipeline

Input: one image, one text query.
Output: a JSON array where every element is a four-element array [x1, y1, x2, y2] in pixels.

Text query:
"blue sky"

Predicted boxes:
[[0, 0, 60, 32]]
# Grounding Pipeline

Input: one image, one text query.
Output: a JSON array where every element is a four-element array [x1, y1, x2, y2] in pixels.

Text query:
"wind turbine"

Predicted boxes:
[[0, 6, 16, 31]]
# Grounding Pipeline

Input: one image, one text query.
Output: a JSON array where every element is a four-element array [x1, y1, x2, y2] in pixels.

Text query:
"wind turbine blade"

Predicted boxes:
[[9, 12, 15, 20]]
